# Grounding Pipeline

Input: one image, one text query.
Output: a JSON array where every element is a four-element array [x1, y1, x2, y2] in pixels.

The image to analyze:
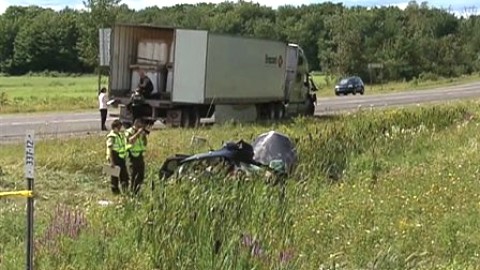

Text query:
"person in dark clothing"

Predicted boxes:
[[98, 87, 108, 131], [106, 119, 129, 194], [138, 69, 154, 99], [125, 118, 148, 195], [128, 88, 151, 125], [124, 70, 155, 126]]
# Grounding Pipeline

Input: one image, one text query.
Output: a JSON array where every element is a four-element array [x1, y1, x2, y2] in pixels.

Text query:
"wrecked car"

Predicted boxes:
[[158, 131, 298, 183]]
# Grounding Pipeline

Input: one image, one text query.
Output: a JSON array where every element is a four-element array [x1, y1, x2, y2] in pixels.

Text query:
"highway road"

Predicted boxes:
[[1, 81, 480, 142]]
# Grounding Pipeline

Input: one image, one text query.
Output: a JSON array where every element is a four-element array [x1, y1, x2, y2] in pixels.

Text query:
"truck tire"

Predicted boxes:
[[180, 108, 191, 128], [268, 102, 286, 120], [269, 103, 276, 120], [276, 103, 286, 119], [180, 107, 201, 128], [189, 106, 201, 128], [305, 98, 315, 117], [256, 104, 268, 120]]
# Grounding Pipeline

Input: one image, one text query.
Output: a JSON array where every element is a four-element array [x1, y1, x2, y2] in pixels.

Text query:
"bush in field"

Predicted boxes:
[[0, 92, 8, 106]]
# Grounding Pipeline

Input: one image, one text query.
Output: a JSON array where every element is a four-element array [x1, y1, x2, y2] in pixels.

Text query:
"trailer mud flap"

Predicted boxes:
[[166, 109, 182, 127]]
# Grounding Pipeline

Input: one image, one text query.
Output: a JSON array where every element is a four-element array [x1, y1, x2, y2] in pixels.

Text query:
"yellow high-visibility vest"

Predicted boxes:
[[106, 131, 127, 159], [125, 127, 146, 157]]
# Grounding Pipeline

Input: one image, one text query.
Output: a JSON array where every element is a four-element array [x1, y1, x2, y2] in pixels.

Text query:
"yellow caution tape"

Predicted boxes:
[[0, 190, 33, 198]]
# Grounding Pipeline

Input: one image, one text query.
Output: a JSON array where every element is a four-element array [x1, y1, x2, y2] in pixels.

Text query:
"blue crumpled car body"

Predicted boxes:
[[158, 131, 297, 180]]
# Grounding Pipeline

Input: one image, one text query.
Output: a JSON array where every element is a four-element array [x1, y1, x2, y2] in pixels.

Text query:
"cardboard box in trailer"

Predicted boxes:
[[106, 23, 317, 127]]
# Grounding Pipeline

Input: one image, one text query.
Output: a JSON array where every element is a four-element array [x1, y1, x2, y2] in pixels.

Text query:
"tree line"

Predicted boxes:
[[0, 0, 479, 82]]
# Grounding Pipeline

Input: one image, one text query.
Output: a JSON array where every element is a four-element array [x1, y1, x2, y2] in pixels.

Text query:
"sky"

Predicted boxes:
[[0, 0, 478, 16]]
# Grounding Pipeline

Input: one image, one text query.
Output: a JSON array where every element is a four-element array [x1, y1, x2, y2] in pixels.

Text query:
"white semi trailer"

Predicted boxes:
[[106, 23, 317, 127]]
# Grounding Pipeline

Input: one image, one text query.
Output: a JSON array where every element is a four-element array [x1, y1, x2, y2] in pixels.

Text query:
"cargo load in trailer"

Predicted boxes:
[[104, 23, 318, 128]]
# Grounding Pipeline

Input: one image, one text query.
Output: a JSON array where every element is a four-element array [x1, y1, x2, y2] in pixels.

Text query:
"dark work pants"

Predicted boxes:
[[129, 153, 145, 194], [111, 151, 129, 194], [100, 109, 107, 130]]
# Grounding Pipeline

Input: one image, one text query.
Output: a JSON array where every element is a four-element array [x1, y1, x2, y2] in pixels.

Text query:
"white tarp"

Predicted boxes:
[[252, 130, 297, 173]]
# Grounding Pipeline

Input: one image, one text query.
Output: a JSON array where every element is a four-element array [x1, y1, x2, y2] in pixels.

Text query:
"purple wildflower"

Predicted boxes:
[[35, 204, 88, 254], [241, 233, 263, 257], [279, 249, 295, 264]]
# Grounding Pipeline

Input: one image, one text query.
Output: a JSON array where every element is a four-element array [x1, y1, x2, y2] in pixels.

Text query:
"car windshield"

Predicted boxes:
[[339, 79, 349, 84]]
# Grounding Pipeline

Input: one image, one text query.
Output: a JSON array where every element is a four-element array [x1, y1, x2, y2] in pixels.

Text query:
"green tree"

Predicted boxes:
[[0, 1, 478, 80], [13, 9, 83, 73], [77, 0, 121, 68], [0, 6, 46, 73]]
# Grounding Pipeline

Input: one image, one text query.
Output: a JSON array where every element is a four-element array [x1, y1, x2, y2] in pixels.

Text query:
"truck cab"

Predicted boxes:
[[284, 44, 317, 116]]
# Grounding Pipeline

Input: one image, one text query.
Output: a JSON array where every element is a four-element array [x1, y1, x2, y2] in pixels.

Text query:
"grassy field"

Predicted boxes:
[[0, 74, 108, 114], [0, 73, 479, 114], [2, 100, 480, 269]]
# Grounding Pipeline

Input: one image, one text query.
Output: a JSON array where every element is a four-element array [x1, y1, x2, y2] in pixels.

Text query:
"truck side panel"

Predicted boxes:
[[171, 29, 208, 104], [204, 34, 287, 104]]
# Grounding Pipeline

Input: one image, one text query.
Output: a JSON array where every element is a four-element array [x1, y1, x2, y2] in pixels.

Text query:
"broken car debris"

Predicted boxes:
[[158, 131, 298, 182]]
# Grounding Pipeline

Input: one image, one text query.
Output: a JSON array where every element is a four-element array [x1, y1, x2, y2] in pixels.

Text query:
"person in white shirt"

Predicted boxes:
[[98, 87, 108, 131]]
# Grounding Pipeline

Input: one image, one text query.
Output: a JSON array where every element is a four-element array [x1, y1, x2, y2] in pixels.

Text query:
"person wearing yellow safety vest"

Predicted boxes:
[[106, 119, 130, 195], [125, 118, 148, 194]]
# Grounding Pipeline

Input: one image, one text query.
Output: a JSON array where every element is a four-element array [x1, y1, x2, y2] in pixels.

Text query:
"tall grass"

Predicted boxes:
[[1, 101, 480, 269]]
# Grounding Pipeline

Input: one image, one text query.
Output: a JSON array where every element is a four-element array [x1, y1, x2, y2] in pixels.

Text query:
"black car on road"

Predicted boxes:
[[334, 76, 365, 96]]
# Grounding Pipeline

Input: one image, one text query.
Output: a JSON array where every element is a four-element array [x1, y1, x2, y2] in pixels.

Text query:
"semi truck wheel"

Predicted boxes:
[[267, 103, 285, 120], [256, 103, 280, 121], [276, 103, 285, 119], [306, 101, 315, 116], [180, 107, 201, 128], [304, 97, 315, 117], [269, 103, 276, 120], [255, 104, 267, 120], [180, 108, 191, 128], [189, 106, 201, 128]]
